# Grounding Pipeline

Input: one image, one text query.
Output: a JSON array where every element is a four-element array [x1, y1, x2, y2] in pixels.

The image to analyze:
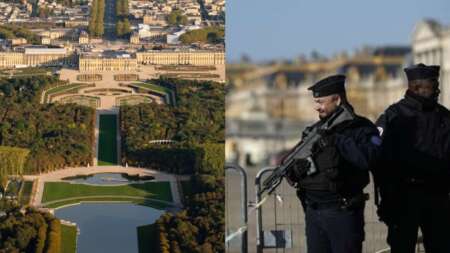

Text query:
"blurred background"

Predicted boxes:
[[225, 1, 450, 252]]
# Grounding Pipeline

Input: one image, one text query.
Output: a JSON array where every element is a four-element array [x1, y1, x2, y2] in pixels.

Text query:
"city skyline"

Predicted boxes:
[[227, 0, 450, 62]]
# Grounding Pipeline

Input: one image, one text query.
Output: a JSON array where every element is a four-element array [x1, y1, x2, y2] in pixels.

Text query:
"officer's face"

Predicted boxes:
[[409, 79, 440, 100], [313, 95, 340, 119]]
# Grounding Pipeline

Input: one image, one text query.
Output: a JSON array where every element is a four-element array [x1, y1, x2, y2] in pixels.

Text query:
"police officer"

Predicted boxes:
[[374, 63, 450, 253], [286, 74, 381, 253]]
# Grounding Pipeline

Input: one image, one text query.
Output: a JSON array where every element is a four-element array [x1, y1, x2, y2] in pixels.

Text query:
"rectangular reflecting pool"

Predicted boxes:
[[54, 203, 164, 253]]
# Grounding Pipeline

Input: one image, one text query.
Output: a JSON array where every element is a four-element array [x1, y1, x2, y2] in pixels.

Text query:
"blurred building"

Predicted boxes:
[[130, 32, 140, 45], [412, 19, 450, 107], [226, 46, 411, 165], [225, 93, 309, 165], [78, 31, 89, 44]]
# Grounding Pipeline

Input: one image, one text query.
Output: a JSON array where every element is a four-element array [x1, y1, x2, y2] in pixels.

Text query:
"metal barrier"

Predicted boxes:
[[255, 167, 303, 253], [255, 167, 276, 253], [254, 168, 395, 253], [225, 163, 248, 253], [224, 164, 425, 253]]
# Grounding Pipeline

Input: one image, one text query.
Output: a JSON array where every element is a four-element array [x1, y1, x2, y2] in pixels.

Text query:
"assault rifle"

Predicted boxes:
[[260, 104, 356, 196]]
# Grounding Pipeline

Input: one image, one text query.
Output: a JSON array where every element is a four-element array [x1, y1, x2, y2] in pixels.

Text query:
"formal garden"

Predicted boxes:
[[0, 74, 225, 253]]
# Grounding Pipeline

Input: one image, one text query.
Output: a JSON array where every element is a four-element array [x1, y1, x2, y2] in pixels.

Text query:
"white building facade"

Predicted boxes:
[[412, 20, 450, 107]]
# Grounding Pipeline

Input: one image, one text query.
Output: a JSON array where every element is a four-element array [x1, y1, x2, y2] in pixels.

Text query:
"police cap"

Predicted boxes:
[[404, 63, 440, 82], [308, 74, 346, 98]]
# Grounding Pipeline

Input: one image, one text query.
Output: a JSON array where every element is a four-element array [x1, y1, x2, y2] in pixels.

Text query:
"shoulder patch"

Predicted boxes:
[[377, 127, 384, 136], [371, 135, 382, 146]]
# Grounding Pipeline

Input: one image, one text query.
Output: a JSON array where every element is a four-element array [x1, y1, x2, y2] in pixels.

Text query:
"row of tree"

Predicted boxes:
[[0, 75, 95, 176], [155, 162, 224, 253], [115, 0, 129, 17], [156, 191, 224, 253], [115, 0, 131, 38], [0, 24, 41, 44], [167, 10, 188, 26], [0, 73, 93, 253], [123, 143, 223, 175], [116, 19, 132, 38], [0, 207, 61, 253], [0, 146, 29, 194], [120, 79, 224, 150], [180, 26, 225, 44], [88, 0, 105, 37]]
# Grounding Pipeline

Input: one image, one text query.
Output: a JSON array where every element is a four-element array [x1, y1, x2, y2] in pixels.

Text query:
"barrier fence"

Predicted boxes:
[[226, 163, 426, 253]]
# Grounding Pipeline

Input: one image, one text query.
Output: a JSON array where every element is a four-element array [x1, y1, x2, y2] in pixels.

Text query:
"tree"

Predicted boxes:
[[0, 76, 95, 175], [0, 146, 29, 192], [123, 0, 129, 16], [115, 20, 124, 37], [35, 224, 47, 253], [115, 0, 122, 16], [0, 209, 61, 252], [88, 0, 105, 37], [122, 19, 131, 36], [179, 27, 224, 44], [167, 10, 188, 26]]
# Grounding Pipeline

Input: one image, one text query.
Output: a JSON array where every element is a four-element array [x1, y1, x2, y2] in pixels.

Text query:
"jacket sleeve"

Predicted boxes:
[[335, 126, 382, 170]]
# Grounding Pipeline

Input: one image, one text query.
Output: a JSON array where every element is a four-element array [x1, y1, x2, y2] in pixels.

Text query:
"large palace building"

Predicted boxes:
[[0, 48, 74, 68], [0, 48, 225, 71], [79, 54, 138, 72], [136, 50, 225, 65]]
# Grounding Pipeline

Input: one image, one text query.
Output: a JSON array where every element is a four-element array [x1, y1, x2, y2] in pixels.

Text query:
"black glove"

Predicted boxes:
[[286, 158, 310, 186]]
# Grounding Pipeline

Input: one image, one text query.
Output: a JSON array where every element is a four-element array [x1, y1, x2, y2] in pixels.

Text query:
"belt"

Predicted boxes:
[[306, 193, 369, 210], [306, 200, 342, 210]]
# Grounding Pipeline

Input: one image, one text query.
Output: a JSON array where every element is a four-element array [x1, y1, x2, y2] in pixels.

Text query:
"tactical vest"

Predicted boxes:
[[298, 117, 372, 197]]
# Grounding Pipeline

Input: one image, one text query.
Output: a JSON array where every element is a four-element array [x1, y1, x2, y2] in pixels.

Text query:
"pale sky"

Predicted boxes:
[[226, 0, 450, 62]]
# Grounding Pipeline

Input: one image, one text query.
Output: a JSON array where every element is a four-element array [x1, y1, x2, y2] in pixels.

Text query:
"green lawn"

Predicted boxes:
[[42, 181, 173, 205], [19, 181, 33, 206], [61, 224, 77, 253], [137, 224, 157, 253], [98, 114, 118, 165], [44, 83, 91, 102], [133, 82, 171, 94], [131, 82, 175, 105], [45, 197, 171, 209]]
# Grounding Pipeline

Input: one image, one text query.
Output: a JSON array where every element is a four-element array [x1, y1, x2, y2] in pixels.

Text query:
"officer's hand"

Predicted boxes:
[[285, 168, 297, 187], [286, 158, 310, 186]]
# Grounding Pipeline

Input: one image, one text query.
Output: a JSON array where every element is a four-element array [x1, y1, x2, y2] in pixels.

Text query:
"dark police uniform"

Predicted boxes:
[[374, 64, 450, 253], [288, 75, 381, 253]]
